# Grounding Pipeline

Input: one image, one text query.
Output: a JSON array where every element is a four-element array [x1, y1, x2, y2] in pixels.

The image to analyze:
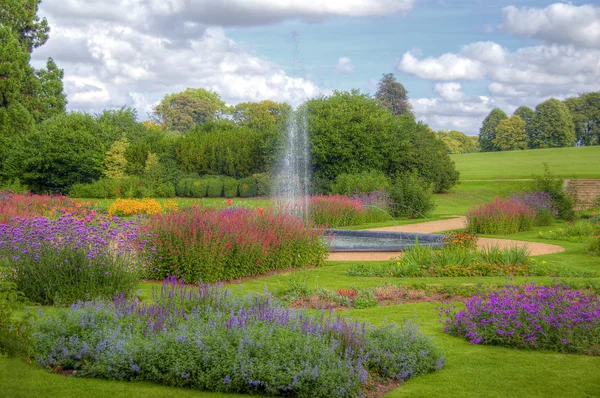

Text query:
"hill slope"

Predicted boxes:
[[450, 146, 600, 180]]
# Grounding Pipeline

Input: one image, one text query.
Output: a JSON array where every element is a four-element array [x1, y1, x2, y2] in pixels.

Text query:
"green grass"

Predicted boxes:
[[451, 146, 600, 180]]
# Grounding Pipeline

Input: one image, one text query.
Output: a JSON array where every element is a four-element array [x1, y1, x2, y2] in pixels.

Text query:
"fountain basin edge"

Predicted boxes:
[[326, 229, 445, 252]]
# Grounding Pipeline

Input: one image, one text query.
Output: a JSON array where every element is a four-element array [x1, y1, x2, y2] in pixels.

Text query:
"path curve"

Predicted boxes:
[[327, 217, 564, 262]]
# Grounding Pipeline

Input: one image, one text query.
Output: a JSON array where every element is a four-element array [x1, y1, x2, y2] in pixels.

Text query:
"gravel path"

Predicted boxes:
[[327, 217, 564, 262]]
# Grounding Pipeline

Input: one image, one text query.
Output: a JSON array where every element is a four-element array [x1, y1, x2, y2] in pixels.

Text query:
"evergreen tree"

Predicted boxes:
[[34, 58, 67, 122], [0, 0, 49, 52], [531, 98, 575, 148], [375, 73, 413, 117], [513, 106, 535, 147], [478, 108, 507, 152]]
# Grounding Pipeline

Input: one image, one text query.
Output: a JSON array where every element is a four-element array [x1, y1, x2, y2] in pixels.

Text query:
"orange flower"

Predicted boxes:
[[256, 207, 264, 215], [226, 199, 233, 206]]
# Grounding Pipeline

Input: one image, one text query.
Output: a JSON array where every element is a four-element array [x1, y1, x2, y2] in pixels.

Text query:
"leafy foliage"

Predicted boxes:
[[153, 88, 227, 132], [331, 170, 391, 195], [564, 92, 600, 146], [493, 115, 528, 151], [375, 73, 413, 117], [437, 130, 477, 154], [530, 164, 574, 220], [531, 98, 576, 148], [389, 172, 435, 218], [478, 108, 507, 152]]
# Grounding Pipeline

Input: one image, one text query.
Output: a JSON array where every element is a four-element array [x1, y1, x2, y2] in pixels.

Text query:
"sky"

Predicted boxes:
[[32, 0, 600, 135]]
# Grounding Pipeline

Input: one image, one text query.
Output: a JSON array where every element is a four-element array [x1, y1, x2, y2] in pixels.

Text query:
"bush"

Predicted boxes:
[[253, 173, 271, 197], [389, 172, 435, 218], [531, 164, 574, 220], [0, 215, 140, 305], [70, 179, 116, 198], [205, 177, 224, 198], [222, 177, 239, 198], [32, 277, 443, 397], [442, 283, 600, 355], [309, 195, 366, 227], [152, 182, 176, 198], [331, 171, 391, 195], [510, 191, 557, 226], [467, 198, 536, 235], [143, 207, 328, 283], [238, 176, 258, 198], [190, 179, 209, 198]]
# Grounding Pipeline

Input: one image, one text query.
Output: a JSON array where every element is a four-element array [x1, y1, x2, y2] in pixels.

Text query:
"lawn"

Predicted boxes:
[[451, 146, 600, 180]]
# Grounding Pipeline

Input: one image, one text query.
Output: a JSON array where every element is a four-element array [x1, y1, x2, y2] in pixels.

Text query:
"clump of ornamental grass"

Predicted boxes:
[[309, 194, 367, 227], [441, 283, 600, 355], [143, 206, 328, 283], [0, 215, 141, 305], [466, 198, 536, 235], [31, 277, 444, 397]]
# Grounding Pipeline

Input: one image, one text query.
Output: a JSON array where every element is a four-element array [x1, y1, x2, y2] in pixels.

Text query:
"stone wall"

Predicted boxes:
[[564, 179, 600, 210]]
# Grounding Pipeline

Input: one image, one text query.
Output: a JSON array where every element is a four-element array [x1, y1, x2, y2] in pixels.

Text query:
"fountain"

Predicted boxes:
[[272, 32, 444, 252]]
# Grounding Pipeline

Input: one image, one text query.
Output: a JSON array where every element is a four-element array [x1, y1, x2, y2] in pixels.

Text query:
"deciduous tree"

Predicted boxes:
[[531, 98, 575, 148], [493, 115, 528, 151], [153, 88, 227, 132], [478, 108, 507, 152]]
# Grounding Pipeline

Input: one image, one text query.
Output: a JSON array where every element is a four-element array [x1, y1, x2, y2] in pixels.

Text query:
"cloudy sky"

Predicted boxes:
[[32, 0, 600, 135]]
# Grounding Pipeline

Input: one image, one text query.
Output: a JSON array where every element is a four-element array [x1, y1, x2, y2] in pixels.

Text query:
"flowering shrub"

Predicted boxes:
[[466, 198, 536, 235], [0, 215, 140, 305], [108, 198, 178, 217], [32, 277, 443, 396], [143, 207, 328, 283], [350, 190, 394, 223], [441, 283, 600, 355], [0, 191, 95, 223], [309, 195, 367, 227], [510, 191, 557, 226]]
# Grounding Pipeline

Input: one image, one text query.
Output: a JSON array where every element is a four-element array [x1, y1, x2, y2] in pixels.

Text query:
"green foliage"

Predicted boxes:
[[33, 57, 66, 122], [389, 172, 435, 218], [331, 170, 391, 195], [375, 73, 413, 117], [69, 177, 146, 199], [205, 177, 224, 198], [538, 221, 598, 242], [104, 137, 129, 178], [437, 130, 477, 154], [0, 27, 30, 107], [0, 0, 49, 51], [253, 173, 271, 197], [564, 92, 600, 146], [0, 274, 31, 358], [238, 176, 258, 198], [530, 164, 574, 220], [493, 115, 528, 151], [17, 113, 104, 193], [190, 179, 209, 198], [222, 177, 239, 198], [153, 88, 227, 132], [231, 100, 291, 130], [531, 98, 576, 148], [478, 108, 507, 152], [513, 105, 535, 144]]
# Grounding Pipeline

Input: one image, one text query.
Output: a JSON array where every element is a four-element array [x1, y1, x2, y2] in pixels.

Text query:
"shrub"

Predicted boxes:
[[253, 173, 271, 197], [143, 207, 328, 283], [222, 177, 239, 198], [531, 164, 574, 220], [205, 177, 224, 198], [510, 191, 557, 226], [309, 195, 366, 227], [442, 283, 600, 355], [331, 171, 391, 195], [466, 198, 536, 235], [389, 172, 435, 218], [70, 179, 116, 198], [0, 215, 140, 305], [32, 277, 443, 397], [152, 182, 176, 198], [238, 177, 258, 197], [190, 179, 209, 198]]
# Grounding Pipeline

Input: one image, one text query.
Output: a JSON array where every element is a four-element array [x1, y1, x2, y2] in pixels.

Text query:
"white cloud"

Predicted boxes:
[[397, 51, 486, 81], [501, 3, 600, 48], [334, 57, 354, 74], [433, 82, 465, 102]]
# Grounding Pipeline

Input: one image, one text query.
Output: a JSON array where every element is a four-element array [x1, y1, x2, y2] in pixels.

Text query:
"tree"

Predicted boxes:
[[232, 100, 291, 130], [564, 92, 600, 146], [437, 130, 477, 154], [531, 98, 575, 148], [0, 0, 49, 52], [0, 27, 29, 108], [375, 73, 413, 117], [33, 57, 67, 122], [493, 115, 528, 151], [104, 137, 129, 179], [17, 113, 105, 193], [513, 106, 535, 146], [153, 88, 227, 132], [478, 108, 507, 152]]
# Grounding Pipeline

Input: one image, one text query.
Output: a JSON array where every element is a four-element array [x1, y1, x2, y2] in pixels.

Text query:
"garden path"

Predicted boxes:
[[327, 217, 564, 261]]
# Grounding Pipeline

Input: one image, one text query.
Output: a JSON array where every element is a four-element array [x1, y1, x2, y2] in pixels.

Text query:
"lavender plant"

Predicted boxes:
[[0, 215, 141, 305], [441, 283, 600, 355], [32, 277, 443, 396], [511, 191, 558, 226]]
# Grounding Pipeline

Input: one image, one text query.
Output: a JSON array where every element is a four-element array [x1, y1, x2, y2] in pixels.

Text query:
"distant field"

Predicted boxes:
[[451, 146, 600, 180]]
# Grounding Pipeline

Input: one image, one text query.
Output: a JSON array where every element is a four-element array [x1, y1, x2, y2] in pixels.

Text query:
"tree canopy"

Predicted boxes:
[[493, 115, 528, 151], [531, 98, 575, 148], [375, 73, 413, 117], [153, 88, 227, 132], [478, 108, 507, 152]]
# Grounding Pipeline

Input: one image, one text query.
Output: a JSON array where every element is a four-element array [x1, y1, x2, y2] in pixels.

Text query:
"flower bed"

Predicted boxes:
[[108, 198, 178, 217], [441, 283, 600, 355], [510, 191, 557, 226], [309, 194, 367, 227], [32, 277, 444, 397], [143, 207, 328, 283], [0, 191, 95, 223], [0, 215, 140, 305], [466, 198, 536, 235]]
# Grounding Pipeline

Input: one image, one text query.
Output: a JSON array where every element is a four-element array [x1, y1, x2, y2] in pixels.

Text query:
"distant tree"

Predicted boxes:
[[493, 115, 528, 151], [478, 108, 507, 152], [232, 100, 291, 130], [375, 73, 413, 117], [531, 98, 575, 148], [104, 137, 130, 179], [153, 88, 227, 132], [437, 130, 477, 154], [0, 0, 50, 52], [33, 57, 67, 122], [513, 106, 535, 147], [564, 92, 600, 146]]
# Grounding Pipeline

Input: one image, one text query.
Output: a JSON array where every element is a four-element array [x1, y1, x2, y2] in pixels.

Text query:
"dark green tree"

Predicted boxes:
[[513, 105, 535, 146], [33, 57, 67, 122], [531, 98, 575, 148], [375, 73, 413, 117], [0, 27, 29, 107], [564, 92, 600, 146], [478, 108, 507, 152], [0, 0, 49, 52]]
